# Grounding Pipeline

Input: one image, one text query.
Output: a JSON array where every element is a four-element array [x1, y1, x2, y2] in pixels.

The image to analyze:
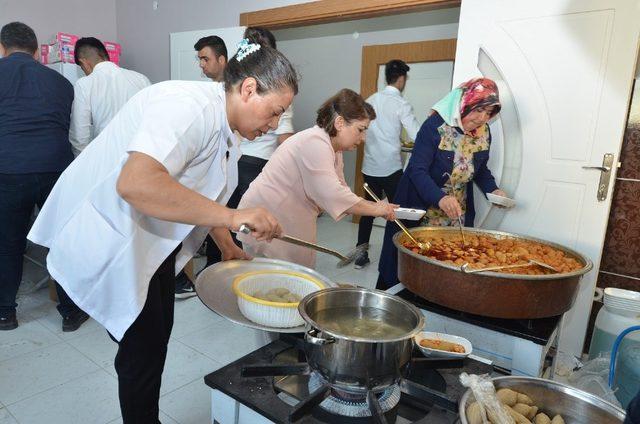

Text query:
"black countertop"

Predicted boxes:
[[396, 289, 560, 345]]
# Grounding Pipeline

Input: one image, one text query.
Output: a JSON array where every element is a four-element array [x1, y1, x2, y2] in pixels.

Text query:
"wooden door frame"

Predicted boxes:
[[353, 38, 457, 222], [240, 0, 460, 29]]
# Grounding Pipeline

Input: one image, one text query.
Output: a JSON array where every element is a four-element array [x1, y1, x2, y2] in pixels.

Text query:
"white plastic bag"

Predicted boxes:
[[460, 373, 515, 424], [567, 353, 622, 407]]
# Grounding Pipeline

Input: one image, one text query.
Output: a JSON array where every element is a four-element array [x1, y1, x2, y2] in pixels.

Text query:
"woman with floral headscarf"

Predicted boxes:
[[377, 78, 507, 288]]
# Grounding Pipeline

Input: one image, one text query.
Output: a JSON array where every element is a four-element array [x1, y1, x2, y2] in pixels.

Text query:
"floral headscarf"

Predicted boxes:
[[431, 78, 501, 130]]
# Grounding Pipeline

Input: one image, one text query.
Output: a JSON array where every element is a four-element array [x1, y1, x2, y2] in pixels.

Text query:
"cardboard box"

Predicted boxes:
[[40, 33, 121, 66]]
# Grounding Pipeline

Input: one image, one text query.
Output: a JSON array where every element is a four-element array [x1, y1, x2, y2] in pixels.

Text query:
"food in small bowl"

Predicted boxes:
[[414, 331, 472, 358], [232, 270, 326, 328]]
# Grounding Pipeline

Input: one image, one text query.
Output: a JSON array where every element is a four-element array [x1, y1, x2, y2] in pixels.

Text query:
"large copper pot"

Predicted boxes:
[[393, 227, 593, 319]]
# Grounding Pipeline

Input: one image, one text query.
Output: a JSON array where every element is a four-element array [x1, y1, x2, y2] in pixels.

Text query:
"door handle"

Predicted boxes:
[[582, 166, 611, 172], [582, 153, 614, 202]]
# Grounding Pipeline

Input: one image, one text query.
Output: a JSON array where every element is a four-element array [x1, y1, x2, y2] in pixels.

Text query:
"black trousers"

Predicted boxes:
[[205, 155, 268, 266], [0, 172, 81, 318], [112, 248, 177, 424], [357, 170, 403, 246]]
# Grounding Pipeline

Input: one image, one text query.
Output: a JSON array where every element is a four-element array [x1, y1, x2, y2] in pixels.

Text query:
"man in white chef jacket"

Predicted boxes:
[[69, 37, 150, 155], [355, 59, 422, 268], [28, 40, 297, 423]]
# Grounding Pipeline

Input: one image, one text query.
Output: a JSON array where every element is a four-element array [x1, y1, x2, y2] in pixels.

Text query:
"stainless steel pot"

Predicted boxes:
[[459, 376, 626, 423], [298, 287, 424, 394], [394, 227, 593, 319]]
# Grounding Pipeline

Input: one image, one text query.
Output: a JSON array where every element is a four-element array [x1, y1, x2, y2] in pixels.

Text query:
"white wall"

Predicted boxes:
[[115, 0, 302, 82], [0, 0, 117, 47], [274, 8, 460, 189]]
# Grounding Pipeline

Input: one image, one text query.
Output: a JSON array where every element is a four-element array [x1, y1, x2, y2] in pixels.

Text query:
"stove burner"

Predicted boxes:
[[307, 372, 401, 417]]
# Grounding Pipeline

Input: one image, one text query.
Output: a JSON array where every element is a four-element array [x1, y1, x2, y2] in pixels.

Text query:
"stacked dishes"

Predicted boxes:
[[603, 288, 640, 314]]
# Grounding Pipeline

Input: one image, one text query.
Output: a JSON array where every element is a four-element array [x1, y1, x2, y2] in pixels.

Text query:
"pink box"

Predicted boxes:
[[39, 33, 121, 65], [56, 32, 79, 63], [104, 41, 121, 65]]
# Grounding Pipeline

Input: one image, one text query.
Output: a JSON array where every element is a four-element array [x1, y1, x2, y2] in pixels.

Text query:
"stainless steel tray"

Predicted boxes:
[[195, 258, 336, 333]]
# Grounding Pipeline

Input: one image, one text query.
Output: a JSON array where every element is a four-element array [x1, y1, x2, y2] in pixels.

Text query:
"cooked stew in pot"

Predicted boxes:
[[403, 233, 582, 275]]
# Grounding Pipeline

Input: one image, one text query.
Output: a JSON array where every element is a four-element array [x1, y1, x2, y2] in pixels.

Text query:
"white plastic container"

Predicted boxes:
[[588, 288, 640, 360], [588, 288, 640, 407]]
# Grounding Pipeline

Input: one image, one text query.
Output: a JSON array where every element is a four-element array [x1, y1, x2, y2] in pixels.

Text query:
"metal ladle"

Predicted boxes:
[[442, 172, 466, 247], [461, 259, 559, 274], [237, 224, 364, 268], [363, 183, 430, 252]]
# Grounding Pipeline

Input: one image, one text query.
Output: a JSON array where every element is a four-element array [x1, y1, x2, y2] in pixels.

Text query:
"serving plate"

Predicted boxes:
[[394, 207, 426, 221], [414, 331, 472, 359], [195, 258, 336, 333], [487, 192, 516, 208]]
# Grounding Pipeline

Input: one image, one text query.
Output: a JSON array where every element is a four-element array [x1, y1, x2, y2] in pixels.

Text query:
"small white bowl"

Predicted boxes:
[[414, 331, 473, 359], [394, 207, 426, 221], [486, 193, 516, 208]]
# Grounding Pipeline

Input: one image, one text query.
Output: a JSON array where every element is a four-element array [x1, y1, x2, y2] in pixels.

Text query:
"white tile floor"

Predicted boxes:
[[0, 215, 384, 424]]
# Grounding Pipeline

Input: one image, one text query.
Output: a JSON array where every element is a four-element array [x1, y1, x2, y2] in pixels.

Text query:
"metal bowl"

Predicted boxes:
[[459, 376, 626, 423], [393, 227, 593, 318]]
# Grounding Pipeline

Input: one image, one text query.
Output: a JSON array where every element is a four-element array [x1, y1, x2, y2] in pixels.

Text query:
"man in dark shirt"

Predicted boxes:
[[0, 22, 88, 331]]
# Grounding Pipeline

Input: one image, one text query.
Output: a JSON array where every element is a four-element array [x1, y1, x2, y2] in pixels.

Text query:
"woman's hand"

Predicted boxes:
[[438, 195, 462, 219], [377, 201, 398, 221], [221, 244, 252, 261], [492, 189, 507, 197], [230, 207, 282, 241]]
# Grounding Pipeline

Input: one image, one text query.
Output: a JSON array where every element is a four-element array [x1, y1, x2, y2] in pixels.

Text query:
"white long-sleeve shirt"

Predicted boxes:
[[362, 85, 422, 177], [69, 61, 150, 155]]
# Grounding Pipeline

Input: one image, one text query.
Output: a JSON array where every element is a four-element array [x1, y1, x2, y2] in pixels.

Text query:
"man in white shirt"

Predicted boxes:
[[69, 37, 150, 155], [195, 35, 227, 82], [355, 59, 422, 268]]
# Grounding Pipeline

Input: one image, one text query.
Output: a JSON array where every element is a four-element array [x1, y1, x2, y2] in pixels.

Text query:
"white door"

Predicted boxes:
[[454, 0, 640, 355], [170, 26, 246, 81]]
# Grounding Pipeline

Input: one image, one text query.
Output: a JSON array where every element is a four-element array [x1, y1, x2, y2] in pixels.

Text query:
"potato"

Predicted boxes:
[[550, 415, 564, 424], [516, 393, 534, 406], [273, 288, 290, 297], [512, 403, 533, 418], [497, 388, 519, 406], [534, 413, 551, 424], [505, 405, 532, 424], [466, 401, 486, 424]]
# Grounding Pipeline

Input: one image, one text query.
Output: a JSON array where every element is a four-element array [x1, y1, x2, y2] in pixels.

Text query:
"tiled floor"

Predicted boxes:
[[0, 215, 384, 424]]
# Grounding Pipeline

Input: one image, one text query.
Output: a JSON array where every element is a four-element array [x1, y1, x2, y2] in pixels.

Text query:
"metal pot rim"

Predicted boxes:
[[458, 376, 626, 423], [298, 287, 425, 343], [392, 226, 593, 280]]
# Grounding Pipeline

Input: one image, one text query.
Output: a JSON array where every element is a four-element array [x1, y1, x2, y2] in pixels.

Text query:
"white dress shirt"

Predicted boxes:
[[69, 61, 151, 155], [239, 105, 294, 159], [28, 81, 239, 340], [362, 85, 422, 177]]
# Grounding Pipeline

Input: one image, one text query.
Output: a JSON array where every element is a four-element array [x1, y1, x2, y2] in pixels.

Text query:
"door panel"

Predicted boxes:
[[455, 0, 640, 355]]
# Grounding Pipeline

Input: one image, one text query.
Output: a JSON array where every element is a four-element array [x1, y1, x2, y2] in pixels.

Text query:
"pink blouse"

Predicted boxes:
[[237, 126, 360, 268]]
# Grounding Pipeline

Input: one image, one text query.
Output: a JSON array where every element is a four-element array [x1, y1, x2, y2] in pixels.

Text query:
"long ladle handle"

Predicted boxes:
[[363, 183, 423, 247], [238, 224, 348, 262]]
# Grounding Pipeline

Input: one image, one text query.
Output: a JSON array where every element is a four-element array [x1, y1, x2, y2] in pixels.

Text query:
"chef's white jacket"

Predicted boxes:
[[239, 105, 294, 160], [362, 85, 422, 177], [28, 81, 239, 340], [69, 61, 151, 155]]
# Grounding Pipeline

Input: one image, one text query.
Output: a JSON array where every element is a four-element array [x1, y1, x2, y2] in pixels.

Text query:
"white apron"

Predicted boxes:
[[28, 81, 239, 340]]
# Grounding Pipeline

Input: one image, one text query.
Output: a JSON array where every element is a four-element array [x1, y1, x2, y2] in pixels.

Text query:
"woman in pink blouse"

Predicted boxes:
[[238, 89, 396, 268]]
